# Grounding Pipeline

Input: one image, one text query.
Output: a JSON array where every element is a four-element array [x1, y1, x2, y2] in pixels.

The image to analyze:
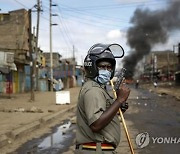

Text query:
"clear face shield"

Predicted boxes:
[[88, 43, 125, 58]]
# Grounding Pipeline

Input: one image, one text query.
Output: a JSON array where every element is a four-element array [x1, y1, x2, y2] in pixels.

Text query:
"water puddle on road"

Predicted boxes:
[[15, 120, 76, 154]]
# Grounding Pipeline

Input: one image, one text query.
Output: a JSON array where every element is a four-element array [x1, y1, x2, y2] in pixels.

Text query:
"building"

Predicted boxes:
[[60, 58, 77, 88], [43, 52, 62, 68], [41, 53, 77, 89], [0, 9, 30, 63], [0, 8, 80, 94], [142, 50, 178, 81], [0, 9, 31, 94]]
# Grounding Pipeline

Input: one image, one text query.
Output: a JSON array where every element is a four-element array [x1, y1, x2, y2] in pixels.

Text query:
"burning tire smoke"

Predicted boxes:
[[123, 0, 180, 78]]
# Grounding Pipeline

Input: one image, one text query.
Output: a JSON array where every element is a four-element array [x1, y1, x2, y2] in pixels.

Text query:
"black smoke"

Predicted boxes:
[[123, 0, 180, 78]]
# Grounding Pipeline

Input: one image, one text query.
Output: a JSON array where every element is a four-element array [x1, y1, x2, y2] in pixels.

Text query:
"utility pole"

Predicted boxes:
[[34, 0, 41, 91], [151, 53, 154, 81], [73, 45, 75, 60], [178, 43, 180, 71], [72, 45, 76, 77], [32, 26, 36, 100], [29, 9, 34, 101], [49, 0, 53, 91], [173, 44, 179, 73], [29, 0, 41, 101], [167, 51, 170, 81], [49, 0, 58, 91]]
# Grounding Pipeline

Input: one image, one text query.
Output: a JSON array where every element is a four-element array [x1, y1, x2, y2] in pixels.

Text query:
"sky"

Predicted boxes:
[[1, 0, 180, 66]]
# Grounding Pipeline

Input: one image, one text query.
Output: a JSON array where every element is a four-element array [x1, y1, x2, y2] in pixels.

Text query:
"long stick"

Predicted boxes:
[[110, 80, 135, 154]]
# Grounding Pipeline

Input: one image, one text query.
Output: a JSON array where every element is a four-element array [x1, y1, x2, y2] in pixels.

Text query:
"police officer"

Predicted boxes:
[[75, 43, 130, 154]]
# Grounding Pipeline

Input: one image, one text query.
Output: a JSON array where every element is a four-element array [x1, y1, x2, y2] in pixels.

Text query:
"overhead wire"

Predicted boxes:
[[57, 0, 176, 23], [55, 20, 73, 52], [42, 0, 81, 42], [41, 6, 126, 29], [41, 3, 131, 52], [12, 0, 175, 54], [43, 0, 154, 23], [59, 0, 174, 10], [56, 6, 74, 46], [60, 7, 130, 24], [49, 0, 177, 33], [59, 5, 130, 23], [40, 0, 73, 51], [10, 0, 129, 43], [56, 4, 129, 29], [58, 12, 128, 29], [14, 0, 37, 10], [40, 0, 162, 31], [56, 0, 173, 25], [14, 0, 29, 9], [12, 0, 51, 50], [49, 2, 135, 30]]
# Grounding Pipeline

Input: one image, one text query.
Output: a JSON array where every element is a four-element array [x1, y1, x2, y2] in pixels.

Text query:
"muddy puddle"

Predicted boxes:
[[14, 120, 76, 154]]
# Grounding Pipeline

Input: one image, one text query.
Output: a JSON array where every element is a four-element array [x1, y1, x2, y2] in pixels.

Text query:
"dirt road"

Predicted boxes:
[[0, 82, 179, 154], [0, 87, 80, 154]]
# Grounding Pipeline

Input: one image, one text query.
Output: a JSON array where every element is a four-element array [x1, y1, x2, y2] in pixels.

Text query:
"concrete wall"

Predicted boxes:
[[0, 9, 30, 63], [0, 9, 29, 51]]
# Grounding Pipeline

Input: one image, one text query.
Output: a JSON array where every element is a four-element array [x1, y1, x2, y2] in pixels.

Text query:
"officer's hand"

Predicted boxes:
[[116, 85, 130, 104], [120, 102, 129, 113]]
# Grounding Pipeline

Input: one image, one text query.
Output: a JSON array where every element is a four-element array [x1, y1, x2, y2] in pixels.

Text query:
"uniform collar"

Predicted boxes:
[[87, 78, 106, 89]]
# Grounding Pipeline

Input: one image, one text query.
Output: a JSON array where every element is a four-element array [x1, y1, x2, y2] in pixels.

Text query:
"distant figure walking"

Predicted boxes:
[[135, 80, 139, 89], [153, 81, 158, 88]]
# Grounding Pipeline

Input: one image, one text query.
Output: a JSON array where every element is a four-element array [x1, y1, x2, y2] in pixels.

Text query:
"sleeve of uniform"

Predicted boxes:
[[84, 88, 106, 126]]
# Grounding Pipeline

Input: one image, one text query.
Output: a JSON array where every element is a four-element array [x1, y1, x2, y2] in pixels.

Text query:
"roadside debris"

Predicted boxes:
[[0, 106, 43, 113]]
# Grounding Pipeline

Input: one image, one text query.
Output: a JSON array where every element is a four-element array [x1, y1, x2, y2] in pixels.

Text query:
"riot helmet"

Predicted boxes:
[[84, 43, 124, 79]]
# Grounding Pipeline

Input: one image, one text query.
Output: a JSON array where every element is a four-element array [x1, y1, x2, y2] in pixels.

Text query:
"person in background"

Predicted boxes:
[[153, 81, 158, 88], [135, 79, 139, 89]]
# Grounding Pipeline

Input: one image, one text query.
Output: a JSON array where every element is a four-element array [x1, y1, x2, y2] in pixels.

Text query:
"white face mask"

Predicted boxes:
[[95, 70, 111, 84]]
